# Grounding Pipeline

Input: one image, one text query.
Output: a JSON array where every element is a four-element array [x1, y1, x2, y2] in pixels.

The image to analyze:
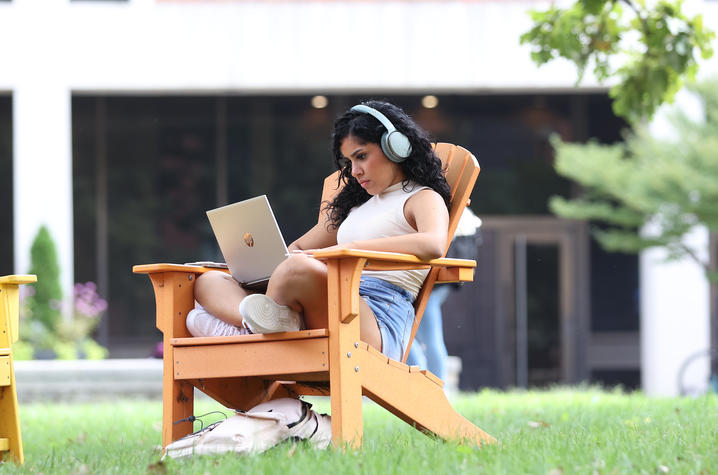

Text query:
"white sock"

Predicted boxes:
[[186, 306, 250, 337]]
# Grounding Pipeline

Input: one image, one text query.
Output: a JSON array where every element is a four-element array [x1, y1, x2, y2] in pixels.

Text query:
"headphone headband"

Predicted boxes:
[[350, 104, 397, 133], [350, 104, 412, 163]]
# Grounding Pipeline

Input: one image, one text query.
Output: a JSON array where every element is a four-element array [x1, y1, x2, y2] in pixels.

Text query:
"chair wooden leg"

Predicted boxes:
[[326, 258, 365, 449], [361, 345, 495, 446], [0, 355, 23, 465], [163, 364, 194, 448], [328, 349, 363, 449], [148, 270, 197, 448], [0, 278, 32, 465]]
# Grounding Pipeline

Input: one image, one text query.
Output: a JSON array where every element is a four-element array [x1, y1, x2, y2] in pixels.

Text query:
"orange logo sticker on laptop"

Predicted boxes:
[[243, 232, 255, 247]]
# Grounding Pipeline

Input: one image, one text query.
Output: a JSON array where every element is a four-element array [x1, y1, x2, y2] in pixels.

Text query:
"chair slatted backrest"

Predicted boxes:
[[407, 143, 479, 362], [318, 143, 480, 364]]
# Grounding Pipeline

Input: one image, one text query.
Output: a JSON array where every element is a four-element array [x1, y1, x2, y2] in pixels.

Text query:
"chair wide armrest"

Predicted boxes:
[[0, 275, 37, 285], [133, 263, 228, 275], [313, 248, 475, 266], [435, 266, 475, 284], [313, 248, 475, 277]]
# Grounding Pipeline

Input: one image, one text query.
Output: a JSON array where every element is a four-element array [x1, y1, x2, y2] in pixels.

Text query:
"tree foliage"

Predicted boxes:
[[27, 225, 63, 331], [549, 81, 718, 281], [521, 0, 715, 123]]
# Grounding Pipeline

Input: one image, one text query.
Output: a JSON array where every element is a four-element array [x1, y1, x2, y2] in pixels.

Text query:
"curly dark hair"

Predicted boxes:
[[324, 100, 450, 228]]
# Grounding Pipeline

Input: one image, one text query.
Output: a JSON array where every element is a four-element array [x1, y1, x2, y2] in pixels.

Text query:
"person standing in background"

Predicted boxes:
[[407, 207, 482, 381]]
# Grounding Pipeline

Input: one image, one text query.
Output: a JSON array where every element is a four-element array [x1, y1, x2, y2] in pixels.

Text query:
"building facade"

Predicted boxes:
[[2, 0, 716, 394]]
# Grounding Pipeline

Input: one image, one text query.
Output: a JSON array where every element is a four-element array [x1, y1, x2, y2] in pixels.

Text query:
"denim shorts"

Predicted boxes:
[[359, 277, 415, 361]]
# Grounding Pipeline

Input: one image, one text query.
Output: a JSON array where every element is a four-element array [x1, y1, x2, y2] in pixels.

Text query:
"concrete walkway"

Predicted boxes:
[[14, 359, 163, 402], [13, 356, 461, 403]]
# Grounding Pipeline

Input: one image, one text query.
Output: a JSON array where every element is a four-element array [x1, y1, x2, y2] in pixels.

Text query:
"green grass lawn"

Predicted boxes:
[[4, 387, 717, 474]]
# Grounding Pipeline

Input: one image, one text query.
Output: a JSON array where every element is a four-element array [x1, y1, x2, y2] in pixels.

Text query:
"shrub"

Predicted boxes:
[[26, 225, 62, 332], [17, 226, 109, 359]]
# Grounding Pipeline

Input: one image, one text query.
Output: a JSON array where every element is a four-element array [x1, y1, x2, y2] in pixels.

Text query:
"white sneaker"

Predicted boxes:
[[239, 294, 303, 334], [186, 307, 250, 337]]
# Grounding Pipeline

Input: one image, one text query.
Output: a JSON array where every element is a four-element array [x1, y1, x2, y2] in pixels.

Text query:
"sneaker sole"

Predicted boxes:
[[239, 294, 302, 334]]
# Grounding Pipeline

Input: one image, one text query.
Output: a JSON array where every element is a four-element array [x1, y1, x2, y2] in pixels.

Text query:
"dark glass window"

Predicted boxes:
[[0, 95, 12, 276], [590, 238, 640, 332], [72, 96, 339, 354], [73, 97, 221, 352], [526, 243, 561, 386], [591, 369, 640, 390], [72, 93, 635, 360]]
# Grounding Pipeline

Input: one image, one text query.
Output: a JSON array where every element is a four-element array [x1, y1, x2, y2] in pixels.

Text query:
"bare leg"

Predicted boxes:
[[358, 298, 383, 353], [265, 255, 327, 325], [194, 258, 383, 350], [193, 271, 254, 327], [266, 254, 382, 351]]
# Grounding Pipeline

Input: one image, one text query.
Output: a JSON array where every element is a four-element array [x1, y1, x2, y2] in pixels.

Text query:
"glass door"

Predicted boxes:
[[482, 217, 590, 387]]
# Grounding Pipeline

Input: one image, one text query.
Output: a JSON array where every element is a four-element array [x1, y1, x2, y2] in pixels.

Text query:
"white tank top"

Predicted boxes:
[[336, 181, 430, 299]]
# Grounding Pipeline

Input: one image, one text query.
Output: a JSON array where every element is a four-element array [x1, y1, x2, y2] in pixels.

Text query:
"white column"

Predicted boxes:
[[13, 85, 74, 303], [640, 224, 710, 396], [641, 89, 711, 397]]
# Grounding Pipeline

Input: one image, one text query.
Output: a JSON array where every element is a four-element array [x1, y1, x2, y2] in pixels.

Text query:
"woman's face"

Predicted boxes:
[[340, 134, 405, 195]]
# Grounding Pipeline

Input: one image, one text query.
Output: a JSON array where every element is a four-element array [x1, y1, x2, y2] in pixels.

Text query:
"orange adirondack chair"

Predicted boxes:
[[0, 274, 37, 465], [133, 143, 494, 450]]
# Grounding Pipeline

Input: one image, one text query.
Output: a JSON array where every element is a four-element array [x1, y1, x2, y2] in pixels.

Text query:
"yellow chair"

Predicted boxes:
[[134, 143, 495, 450], [0, 274, 36, 465]]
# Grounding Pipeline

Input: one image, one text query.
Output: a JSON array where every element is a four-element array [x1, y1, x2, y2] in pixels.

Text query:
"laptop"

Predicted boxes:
[[204, 195, 289, 292]]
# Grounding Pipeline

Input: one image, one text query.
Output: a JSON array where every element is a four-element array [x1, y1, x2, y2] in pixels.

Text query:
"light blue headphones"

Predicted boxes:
[[350, 104, 412, 163]]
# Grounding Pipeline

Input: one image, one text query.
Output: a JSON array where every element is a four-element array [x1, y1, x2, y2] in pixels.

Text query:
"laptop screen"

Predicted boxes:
[[206, 195, 288, 285]]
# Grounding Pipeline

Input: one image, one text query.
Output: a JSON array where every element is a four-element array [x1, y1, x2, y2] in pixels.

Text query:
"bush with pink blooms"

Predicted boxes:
[[54, 282, 109, 359], [17, 281, 109, 360], [16, 226, 109, 360]]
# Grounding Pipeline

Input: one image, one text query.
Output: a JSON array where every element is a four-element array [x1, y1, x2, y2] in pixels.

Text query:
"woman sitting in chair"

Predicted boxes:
[[187, 100, 451, 361]]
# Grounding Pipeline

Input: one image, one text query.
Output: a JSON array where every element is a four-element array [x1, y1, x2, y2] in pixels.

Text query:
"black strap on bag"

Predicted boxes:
[[286, 400, 312, 429]]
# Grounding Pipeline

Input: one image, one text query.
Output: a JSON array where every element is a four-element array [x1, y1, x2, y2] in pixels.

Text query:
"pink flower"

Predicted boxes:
[[73, 281, 108, 319], [19, 286, 36, 301]]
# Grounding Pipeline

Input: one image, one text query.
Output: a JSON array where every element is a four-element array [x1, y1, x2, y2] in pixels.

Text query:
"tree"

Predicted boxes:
[[549, 80, 718, 281], [27, 225, 63, 331], [521, 1, 717, 281], [521, 0, 715, 124]]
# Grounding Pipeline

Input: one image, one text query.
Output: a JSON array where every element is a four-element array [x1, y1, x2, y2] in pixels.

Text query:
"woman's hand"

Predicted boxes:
[[286, 248, 314, 257], [316, 242, 352, 253], [294, 242, 354, 256]]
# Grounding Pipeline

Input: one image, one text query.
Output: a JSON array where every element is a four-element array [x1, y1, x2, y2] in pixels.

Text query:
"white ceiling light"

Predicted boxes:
[[421, 95, 439, 109], [311, 95, 328, 109]]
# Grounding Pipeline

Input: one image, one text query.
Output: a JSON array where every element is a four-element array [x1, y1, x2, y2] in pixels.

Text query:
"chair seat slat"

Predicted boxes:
[[172, 328, 328, 347]]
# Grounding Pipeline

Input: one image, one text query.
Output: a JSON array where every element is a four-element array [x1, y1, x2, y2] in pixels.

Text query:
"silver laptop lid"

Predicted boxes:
[[206, 195, 288, 285]]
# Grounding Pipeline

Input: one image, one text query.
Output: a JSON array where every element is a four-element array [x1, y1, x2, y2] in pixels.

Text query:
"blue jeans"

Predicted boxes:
[[359, 277, 415, 361], [406, 285, 451, 380]]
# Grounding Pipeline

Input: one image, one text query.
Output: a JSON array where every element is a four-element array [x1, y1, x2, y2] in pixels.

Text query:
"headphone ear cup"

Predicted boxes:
[[350, 103, 412, 162], [380, 133, 398, 162], [382, 130, 412, 163]]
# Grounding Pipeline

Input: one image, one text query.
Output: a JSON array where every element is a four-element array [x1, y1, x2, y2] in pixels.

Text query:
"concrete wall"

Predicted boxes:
[[2, 0, 593, 301], [3, 0, 716, 394]]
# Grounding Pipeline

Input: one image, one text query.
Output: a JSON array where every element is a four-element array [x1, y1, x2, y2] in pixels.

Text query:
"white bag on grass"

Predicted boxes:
[[163, 398, 331, 459]]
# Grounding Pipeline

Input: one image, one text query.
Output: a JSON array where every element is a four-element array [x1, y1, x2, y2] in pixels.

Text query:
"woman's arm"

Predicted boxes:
[[332, 189, 449, 261], [288, 221, 338, 252]]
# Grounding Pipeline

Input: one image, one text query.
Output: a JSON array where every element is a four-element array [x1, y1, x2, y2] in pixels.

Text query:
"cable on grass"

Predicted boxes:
[[173, 411, 228, 431]]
